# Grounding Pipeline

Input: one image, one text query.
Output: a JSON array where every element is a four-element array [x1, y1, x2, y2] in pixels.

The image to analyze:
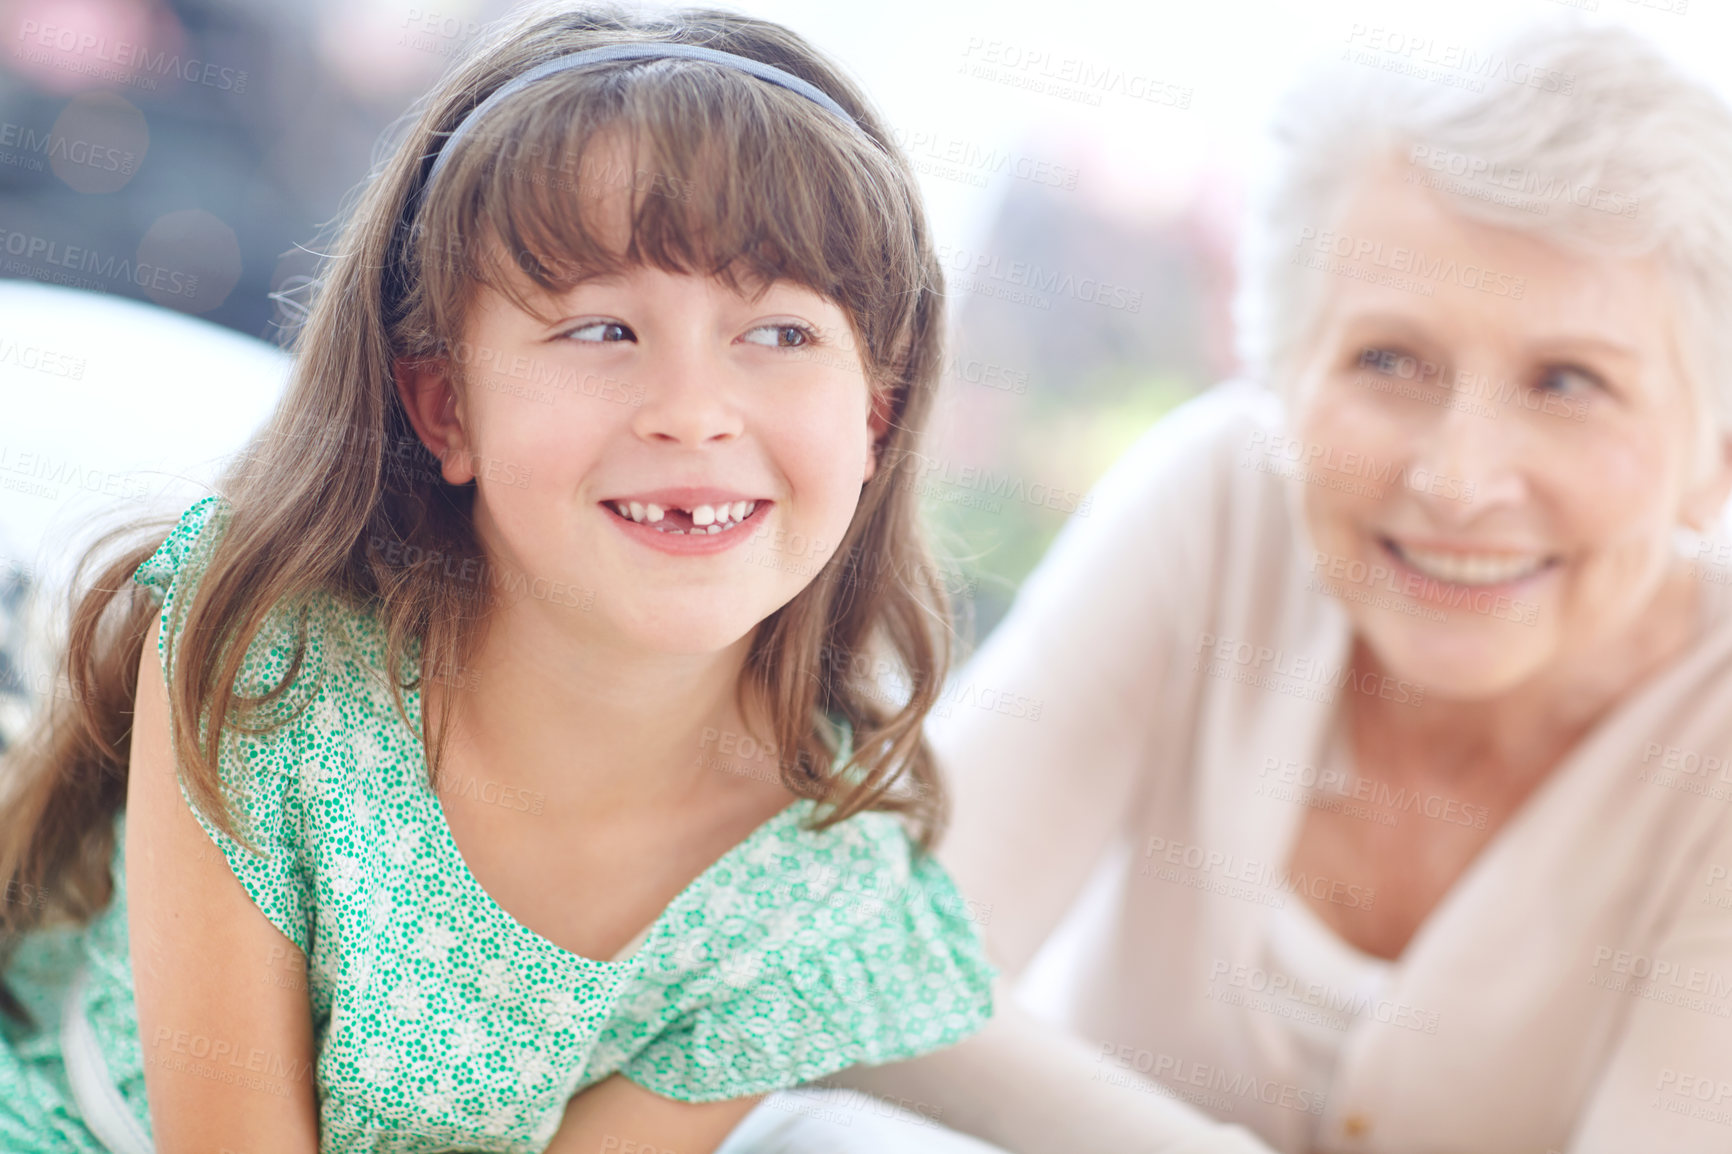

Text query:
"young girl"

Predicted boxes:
[[0, 5, 996, 1151]]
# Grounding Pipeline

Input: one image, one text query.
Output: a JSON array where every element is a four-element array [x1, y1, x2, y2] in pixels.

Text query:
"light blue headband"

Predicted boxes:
[[421, 42, 861, 195]]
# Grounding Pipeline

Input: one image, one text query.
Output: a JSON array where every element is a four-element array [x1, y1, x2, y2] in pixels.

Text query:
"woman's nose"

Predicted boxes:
[[1405, 386, 1528, 517]]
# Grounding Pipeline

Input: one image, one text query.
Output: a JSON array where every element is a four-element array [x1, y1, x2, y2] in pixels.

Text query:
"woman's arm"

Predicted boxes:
[[821, 980, 1276, 1154], [541, 1077, 762, 1154], [1568, 816, 1732, 1154], [126, 614, 321, 1153], [932, 391, 1238, 977]]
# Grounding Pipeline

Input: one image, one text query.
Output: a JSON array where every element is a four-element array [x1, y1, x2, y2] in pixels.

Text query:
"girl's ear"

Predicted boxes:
[[862, 386, 895, 485], [393, 357, 476, 485]]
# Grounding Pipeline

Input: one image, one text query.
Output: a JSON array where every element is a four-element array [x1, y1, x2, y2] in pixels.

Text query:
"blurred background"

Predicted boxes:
[[1, 0, 1727, 745]]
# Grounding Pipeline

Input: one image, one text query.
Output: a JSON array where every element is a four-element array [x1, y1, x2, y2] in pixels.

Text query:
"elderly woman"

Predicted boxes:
[[832, 19, 1732, 1154]]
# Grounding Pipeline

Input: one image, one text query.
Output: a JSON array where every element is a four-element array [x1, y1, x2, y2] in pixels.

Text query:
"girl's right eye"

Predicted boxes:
[[563, 321, 635, 343]]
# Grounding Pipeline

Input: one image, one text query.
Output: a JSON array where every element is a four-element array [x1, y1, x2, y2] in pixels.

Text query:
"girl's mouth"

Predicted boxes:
[[602, 499, 767, 536]]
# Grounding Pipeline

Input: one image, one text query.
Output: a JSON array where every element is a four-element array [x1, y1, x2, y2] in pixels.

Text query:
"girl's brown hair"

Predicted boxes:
[[0, 2, 956, 1025]]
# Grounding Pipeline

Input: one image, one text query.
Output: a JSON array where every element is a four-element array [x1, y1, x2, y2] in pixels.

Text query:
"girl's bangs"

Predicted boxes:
[[426, 65, 913, 344]]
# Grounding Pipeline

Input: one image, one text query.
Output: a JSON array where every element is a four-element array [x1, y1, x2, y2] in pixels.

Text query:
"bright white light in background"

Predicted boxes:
[[313, 0, 1732, 261], [0, 283, 289, 586], [721, 0, 1731, 251]]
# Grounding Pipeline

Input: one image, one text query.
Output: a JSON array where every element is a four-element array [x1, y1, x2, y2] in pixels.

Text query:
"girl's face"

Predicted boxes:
[[1290, 156, 1732, 698], [401, 259, 886, 657]]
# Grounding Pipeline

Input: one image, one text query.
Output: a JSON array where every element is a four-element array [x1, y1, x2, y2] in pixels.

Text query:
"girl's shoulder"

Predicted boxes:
[[130, 494, 409, 957], [133, 493, 396, 707], [602, 780, 997, 1102]]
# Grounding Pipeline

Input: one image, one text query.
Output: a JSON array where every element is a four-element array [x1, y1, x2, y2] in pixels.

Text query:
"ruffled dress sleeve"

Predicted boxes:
[[618, 806, 997, 1101], [132, 494, 319, 956]]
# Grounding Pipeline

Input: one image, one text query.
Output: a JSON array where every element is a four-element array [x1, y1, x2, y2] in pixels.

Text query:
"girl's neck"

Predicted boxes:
[[423, 603, 771, 818]]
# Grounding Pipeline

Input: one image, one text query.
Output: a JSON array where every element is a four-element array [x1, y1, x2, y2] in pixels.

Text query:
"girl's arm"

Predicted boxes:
[[822, 980, 1277, 1154], [541, 1076, 762, 1154], [125, 614, 321, 1153]]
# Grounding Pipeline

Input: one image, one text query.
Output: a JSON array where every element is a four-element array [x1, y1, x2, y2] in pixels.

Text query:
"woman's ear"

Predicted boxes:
[[393, 357, 476, 485], [1682, 431, 1732, 533]]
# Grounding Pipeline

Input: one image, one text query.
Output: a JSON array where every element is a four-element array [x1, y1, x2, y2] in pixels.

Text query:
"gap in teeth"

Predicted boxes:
[[612, 500, 757, 533]]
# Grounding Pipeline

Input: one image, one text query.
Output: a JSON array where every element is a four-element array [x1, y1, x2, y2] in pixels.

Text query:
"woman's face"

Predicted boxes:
[[1290, 157, 1731, 698], [401, 254, 884, 659]]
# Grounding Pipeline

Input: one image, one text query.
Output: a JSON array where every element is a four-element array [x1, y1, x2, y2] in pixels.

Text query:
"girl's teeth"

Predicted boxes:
[[612, 499, 760, 534]]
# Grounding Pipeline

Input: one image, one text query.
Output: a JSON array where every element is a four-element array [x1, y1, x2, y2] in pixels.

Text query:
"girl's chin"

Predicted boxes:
[[618, 623, 759, 657], [604, 607, 769, 656]]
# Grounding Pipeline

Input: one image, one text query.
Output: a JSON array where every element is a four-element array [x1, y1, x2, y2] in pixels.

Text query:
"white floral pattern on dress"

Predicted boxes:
[[2, 493, 999, 1154]]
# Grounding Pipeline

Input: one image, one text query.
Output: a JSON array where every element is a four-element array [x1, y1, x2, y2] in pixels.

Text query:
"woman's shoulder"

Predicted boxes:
[[1016, 378, 1310, 636], [1096, 378, 1286, 495]]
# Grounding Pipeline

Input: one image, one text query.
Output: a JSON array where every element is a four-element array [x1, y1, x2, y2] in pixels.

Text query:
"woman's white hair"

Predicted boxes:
[[1234, 17, 1732, 475]]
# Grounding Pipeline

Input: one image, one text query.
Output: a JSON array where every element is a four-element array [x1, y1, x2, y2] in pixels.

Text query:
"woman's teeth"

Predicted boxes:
[[1391, 540, 1550, 585], [611, 500, 757, 534]]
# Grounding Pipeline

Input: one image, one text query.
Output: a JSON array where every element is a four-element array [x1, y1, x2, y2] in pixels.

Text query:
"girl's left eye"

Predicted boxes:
[[564, 321, 635, 343], [741, 324, 813, 349]]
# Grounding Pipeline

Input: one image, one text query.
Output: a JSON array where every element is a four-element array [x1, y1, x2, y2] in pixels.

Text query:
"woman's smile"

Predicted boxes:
[[1375, 534, 1561, 590]]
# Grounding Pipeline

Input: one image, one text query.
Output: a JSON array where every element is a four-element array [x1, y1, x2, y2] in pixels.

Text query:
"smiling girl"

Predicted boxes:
[[0, 6, 994, 1152]]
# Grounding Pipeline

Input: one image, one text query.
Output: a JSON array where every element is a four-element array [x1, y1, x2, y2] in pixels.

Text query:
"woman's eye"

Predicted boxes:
[[1353, 346, 1420, 377], [564, 321, 635, 343], [1535, 364, 1602, 394], [742, 324, 813, 349]]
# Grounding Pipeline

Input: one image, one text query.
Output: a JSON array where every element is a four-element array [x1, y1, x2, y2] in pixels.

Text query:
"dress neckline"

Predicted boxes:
[[398, 675, 827, 971]]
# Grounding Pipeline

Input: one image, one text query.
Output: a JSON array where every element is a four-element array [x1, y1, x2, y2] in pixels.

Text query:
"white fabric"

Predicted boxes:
[[1263, 888, 1393, 1150], [1261, 722, 1395, 1091], [932, 379, 1732, 1153], [60, 964, 154, 1154], [717, 1088, 1012, 1154]]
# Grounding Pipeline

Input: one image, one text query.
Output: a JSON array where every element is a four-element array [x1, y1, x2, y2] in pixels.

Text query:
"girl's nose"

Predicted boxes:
[[628, 350, 746, 446]]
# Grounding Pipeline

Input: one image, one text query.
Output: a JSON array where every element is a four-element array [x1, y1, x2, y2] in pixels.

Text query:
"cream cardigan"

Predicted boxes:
[[930, 380, 1732, 1153]]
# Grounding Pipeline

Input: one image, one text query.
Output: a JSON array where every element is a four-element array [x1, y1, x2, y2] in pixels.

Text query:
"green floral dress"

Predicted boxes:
[[0, 494, 995, 1152]]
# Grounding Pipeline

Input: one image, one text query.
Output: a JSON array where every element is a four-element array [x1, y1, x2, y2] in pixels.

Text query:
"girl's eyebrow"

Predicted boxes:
[[552, 271, 627, 293], [522, 271, 627, 315]]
